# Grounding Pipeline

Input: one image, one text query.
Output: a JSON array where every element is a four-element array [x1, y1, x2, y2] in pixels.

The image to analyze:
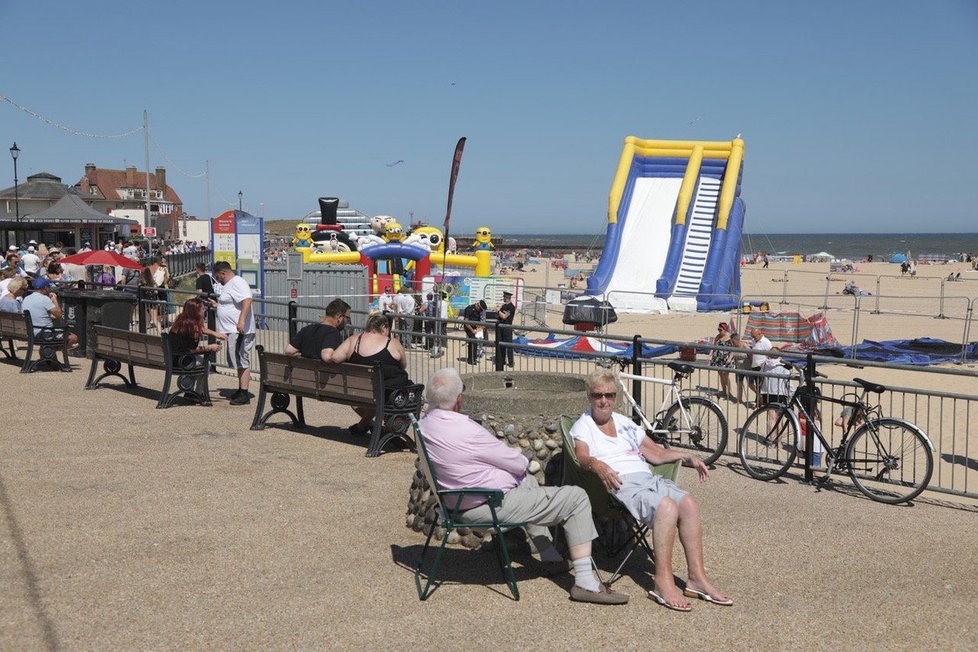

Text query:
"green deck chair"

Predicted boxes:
[[558, 414, 681, 585], [412, 415, 530, 601]]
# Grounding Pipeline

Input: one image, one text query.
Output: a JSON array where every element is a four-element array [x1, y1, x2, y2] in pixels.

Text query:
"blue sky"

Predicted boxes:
[[2, 1, 976, 235]]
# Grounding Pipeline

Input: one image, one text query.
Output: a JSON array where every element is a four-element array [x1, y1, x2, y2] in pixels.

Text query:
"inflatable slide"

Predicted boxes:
[[587, 137, 746, 313]]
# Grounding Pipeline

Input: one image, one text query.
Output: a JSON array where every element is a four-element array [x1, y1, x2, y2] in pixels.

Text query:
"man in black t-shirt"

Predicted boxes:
[[496, 290, 516, 367], [284, 299, 351, 363], [462, 299, 487, 364], [195, 263, 215, 297]]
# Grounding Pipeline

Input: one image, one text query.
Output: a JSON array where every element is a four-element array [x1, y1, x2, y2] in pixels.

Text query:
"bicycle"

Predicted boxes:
[[607, 358, 728, 466], [736, 357, 935, 504]]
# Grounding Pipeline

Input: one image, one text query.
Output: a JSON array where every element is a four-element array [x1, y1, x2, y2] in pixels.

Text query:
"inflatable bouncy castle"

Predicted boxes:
[[588, 137, 746, 313]]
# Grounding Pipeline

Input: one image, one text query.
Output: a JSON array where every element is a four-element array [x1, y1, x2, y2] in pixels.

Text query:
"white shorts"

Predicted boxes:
[[614, 472, 689, 524]]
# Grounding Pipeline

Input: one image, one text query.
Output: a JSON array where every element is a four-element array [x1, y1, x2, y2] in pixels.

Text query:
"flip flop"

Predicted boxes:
[[683, 587, 734, 606], [647, 589, 692, 612]]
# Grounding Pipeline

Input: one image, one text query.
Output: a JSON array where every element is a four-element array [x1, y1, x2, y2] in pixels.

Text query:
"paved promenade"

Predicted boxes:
[[1, 360, 975, 650]]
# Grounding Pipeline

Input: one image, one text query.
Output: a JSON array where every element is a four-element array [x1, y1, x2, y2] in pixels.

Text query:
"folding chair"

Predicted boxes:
[[558, 414, 680, 585], [412, 415, 529, 601]]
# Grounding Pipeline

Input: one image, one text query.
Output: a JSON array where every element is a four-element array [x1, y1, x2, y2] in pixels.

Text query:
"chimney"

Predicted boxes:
[[85, 163, 97, 185], [155, 166, 166, 192], [125, 165, 136, 188]]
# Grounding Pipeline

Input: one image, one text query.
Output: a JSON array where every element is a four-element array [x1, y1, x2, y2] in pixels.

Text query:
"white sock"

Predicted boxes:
[[572, 557, 601, 592]]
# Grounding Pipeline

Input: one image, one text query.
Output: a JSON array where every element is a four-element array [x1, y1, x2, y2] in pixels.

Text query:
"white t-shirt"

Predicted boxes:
[[760, 358, 792, 397], [216, 274, 255, 334], [751, 336, 773, 368], [394, 293, 415, 315], [570, 412, 653, 477], [379, 292, 395, 313], [22, 253, 40, 274]]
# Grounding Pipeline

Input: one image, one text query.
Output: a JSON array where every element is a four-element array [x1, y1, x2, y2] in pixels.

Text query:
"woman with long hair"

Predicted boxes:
[[331, 312, 412, 435], [168, 297, 225, 361], [139, 266, 161, 331]]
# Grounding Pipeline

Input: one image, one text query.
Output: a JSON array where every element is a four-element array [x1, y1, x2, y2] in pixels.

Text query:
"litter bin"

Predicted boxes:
[[61, 289, 136, 356]]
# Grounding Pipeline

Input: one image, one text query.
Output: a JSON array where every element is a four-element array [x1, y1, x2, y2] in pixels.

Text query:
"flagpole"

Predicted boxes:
[[433, 137, 466, 358]]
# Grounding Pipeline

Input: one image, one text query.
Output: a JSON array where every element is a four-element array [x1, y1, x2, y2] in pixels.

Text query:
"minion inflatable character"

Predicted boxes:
[[293, 223, 314, 248], [473, 226, 494, 251], [403, 225, 445, 254], [383, 221, 405, 243]]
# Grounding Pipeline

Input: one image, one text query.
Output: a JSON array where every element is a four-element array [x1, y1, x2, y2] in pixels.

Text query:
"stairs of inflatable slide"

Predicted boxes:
[[668, 177, 721, 311]]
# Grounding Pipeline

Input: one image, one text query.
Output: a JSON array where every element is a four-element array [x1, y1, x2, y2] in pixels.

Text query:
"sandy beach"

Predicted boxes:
[[1, 258, 976, 650]]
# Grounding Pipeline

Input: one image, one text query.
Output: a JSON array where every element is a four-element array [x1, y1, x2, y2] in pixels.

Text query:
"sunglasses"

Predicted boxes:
[[589, 391, 617, 400]]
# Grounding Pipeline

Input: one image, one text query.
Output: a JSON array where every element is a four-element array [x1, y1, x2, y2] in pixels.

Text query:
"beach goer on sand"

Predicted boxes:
[[213, 261, 256, 406], [420, 367, 627, 605], [749, 327, 772, 405], [462, 299, 487, 364], [571, 368, 731, 611], [909, 260, 917, 278], [711, 323, 735, 399], [331, 312, 412, 436], [284, 298, 350, 363]]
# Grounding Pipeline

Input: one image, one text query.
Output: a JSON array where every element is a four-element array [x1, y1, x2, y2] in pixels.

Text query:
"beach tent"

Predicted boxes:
[[745, 311, 839, 348], [810, 252, 835, 262], [889, 253, 908, 264]]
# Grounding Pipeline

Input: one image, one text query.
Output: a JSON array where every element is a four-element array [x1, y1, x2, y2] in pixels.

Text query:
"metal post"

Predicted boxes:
[[821, 275, 831, 310], [9, 142, 20, 228], [873, 275, 881, 314], [802, 353, 816, 483], [493, 320, 503, 371], [780, 270, 788, 305], [288, 301, 298, 340], [143, 110, 152, 240], [850, 295, 861, 359], [937, 279, 946, 319], [630, 335, 643, 426], [137, 292, 147, 333]]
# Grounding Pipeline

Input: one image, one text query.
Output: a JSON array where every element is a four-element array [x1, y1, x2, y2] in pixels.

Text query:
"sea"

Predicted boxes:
[[498, 233, 978, 261]]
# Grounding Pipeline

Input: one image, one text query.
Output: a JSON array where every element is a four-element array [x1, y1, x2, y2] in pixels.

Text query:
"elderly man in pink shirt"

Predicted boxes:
[[418, 367, 627, 605]]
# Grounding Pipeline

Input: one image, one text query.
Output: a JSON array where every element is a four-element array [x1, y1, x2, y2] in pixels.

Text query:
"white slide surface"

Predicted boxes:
[[603, 177, 681, 313]]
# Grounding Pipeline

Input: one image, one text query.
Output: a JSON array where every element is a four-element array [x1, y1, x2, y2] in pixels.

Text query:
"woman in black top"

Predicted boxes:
[[169, 297, 226, 366], [331, 312, 412, 434]]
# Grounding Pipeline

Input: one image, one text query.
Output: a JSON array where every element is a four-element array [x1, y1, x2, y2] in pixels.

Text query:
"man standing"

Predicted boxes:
[[284, 298, 350, 363], [393, 287, 416, 347], [749, 327, 772, 403], [22, 246, 41, 276], [496, 290, 516, 368], [213, 261, 255, 405], [22, 278, 78, 348], [420, 368, 627, 605], [462, 299, 486, 365], [378, 286, 395, 314], [194, 263, 215, 297]]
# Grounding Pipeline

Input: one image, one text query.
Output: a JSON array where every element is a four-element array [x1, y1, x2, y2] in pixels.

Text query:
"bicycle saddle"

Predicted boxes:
[[853, 378, 885, 394], [667, 361, 693, 375]]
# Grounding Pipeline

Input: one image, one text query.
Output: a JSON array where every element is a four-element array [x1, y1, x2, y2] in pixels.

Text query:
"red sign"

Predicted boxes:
[[290, 287, 298, 300], [143, 227, 157, 237], [213, 210, 237, 234]]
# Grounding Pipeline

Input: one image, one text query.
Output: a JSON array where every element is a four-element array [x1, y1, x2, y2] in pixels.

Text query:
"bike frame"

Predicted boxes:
[[618, 371, 682, 435]]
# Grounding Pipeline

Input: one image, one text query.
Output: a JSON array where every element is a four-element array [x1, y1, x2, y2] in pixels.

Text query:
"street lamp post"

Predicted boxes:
[[238, 190, 243, 212], [9, 142, 20, 227]]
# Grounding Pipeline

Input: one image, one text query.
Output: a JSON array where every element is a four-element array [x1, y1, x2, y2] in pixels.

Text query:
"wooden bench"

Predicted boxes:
[[85, 323, 211, 409], [0, 310, 71, 373], [251, 345, 424, 457]]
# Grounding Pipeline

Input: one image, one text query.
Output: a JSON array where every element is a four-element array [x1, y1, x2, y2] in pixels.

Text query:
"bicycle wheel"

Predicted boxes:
[[738, 403, 798, 481], [662, 397, 728, 466], [845, 418, 934, 504]]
